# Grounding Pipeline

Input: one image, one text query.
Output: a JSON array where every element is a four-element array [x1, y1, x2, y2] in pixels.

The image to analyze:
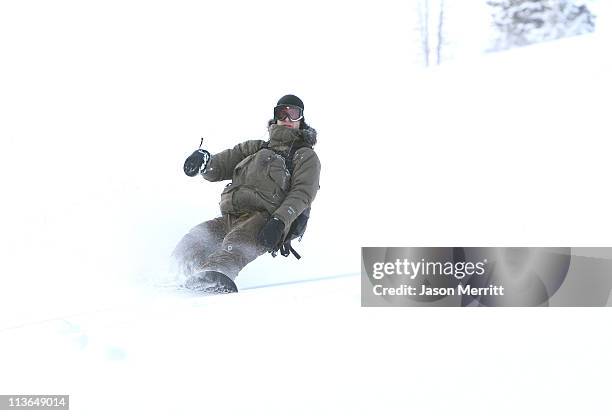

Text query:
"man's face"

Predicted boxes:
[[277, 118, 300, 129]]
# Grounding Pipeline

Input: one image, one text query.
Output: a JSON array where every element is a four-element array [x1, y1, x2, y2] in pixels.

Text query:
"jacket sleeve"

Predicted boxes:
[[201, 140, 265, 182], [273, 149, 321, 235]]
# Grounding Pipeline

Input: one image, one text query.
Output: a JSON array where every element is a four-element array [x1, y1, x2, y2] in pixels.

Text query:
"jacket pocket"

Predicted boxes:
[[233, 153, 256, 176], [267, 156, 290, 193]]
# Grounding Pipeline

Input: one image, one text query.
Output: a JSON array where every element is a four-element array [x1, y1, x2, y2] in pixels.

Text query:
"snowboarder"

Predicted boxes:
[[173, 95, 321, 294]]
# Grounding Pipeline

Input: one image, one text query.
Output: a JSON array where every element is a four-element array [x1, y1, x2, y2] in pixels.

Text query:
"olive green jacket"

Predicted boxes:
[[202, 124, 321, 235]]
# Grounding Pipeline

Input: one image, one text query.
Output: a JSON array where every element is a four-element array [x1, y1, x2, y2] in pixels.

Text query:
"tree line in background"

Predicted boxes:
[[417, 0, 596, 67], [487, 0, 596, 50]]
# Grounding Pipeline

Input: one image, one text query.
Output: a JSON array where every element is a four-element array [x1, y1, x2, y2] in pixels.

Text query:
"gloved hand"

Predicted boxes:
[[258, 217, 285, 250], [183, 149, 211, 177]]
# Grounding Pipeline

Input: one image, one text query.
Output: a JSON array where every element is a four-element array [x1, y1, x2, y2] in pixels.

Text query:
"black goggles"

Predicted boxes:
[[274, 105, 303, 122]]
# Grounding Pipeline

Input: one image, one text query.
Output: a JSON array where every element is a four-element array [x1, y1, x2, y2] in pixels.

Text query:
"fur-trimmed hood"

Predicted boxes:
[[267, 124, 317, 154], [267, 121, 317, 147]]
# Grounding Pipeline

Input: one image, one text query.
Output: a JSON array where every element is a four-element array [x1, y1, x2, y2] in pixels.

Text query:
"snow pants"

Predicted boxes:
[[172, 211, 269, 281]]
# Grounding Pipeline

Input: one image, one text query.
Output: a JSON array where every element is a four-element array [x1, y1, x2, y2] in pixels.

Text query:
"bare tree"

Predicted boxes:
[[417, 0, 446, 67], [436, 0, 445, 65], [418, 0, 430, 67]]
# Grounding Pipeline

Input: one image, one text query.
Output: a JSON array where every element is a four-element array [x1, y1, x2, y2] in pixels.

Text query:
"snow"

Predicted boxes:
[[2, 274, 611, 415], [1, 1, 611, 414], [1, 276, 360, 414]]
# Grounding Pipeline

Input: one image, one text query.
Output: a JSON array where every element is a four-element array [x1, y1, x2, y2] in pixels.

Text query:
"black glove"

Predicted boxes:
[[183, 149, 211, 177], [258, 217, 285, 250]]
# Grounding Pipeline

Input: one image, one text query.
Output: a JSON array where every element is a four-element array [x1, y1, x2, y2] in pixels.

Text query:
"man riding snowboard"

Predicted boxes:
[[173, 95, 321, 294]]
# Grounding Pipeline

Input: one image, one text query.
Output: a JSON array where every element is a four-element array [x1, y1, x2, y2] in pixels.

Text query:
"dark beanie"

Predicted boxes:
[[277, 94, 304, 110]]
